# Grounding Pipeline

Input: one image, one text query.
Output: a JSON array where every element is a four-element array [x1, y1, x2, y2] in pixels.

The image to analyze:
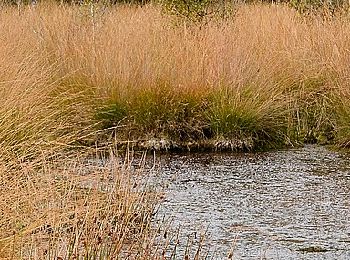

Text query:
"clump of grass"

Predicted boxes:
[[129, 86, 209, 140], [286, 76, 336, 144], [0, 4, 162, 259], [206, 85, 288, 150], [0, 5, 97, 161]]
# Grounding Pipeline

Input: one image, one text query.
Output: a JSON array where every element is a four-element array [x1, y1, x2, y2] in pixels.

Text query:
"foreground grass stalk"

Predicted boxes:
[[0, 152, 159, 259]]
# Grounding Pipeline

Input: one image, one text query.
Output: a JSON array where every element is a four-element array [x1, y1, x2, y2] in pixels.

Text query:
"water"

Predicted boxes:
[[150, 145, 350, 259]]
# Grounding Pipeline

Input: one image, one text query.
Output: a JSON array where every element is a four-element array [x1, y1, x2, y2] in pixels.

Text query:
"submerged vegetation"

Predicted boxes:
[[1, 0, 350, 258]]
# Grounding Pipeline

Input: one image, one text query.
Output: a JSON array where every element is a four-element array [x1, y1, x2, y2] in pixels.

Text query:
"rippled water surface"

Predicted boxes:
[[150, 145, 350, 259]]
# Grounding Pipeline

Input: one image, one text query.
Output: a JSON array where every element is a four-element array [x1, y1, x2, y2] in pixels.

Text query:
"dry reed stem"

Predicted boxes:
[[0, 152, 158, 259]]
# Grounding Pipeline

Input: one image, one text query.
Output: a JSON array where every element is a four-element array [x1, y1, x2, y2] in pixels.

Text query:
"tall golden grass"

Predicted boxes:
[[1, 2, 350, 150], [2, 2, 350, 258]]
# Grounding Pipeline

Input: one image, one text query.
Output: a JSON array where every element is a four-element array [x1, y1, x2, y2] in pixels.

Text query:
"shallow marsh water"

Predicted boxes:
[[149, 145, 350, 259]]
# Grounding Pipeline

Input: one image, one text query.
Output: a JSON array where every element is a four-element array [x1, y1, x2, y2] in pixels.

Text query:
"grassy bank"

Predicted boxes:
[[1, 3, 350, 152]]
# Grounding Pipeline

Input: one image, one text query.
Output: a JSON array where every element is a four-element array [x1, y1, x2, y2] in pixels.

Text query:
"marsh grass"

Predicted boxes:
[[0, 151, 161, 259], [2, 2, 350, 151], [2, 2, 350, 257], [205, 84, 288, 148], [0, 150, 213, 259], [19, 3, 345, 150]]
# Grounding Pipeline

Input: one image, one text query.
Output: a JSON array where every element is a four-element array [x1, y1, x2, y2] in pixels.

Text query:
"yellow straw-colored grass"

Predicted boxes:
[[2, 2, 350, 258]]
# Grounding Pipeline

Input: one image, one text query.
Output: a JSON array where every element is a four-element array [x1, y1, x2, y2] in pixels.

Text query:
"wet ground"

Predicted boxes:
[[150, 145, 350, 259]]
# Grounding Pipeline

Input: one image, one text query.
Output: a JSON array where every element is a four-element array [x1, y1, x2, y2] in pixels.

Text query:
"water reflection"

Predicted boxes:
[[151, 145, 350, 259]]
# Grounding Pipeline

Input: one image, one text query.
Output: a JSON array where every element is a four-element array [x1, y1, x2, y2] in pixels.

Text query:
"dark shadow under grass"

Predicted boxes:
[[92, 83, 337, 152]]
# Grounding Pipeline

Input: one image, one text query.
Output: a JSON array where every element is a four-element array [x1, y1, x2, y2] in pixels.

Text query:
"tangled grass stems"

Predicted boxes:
[[0, 151, 162, 259]]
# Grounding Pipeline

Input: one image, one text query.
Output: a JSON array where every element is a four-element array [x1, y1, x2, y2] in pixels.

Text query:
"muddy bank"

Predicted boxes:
[[106, 136, 297, 153]]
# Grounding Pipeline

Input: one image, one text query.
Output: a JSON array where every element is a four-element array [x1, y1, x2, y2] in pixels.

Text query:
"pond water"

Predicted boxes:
[[149, 145, 350, 259]]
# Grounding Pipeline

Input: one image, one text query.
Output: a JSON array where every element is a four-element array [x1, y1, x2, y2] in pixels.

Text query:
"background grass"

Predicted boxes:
[[2, 2, 350, 153]]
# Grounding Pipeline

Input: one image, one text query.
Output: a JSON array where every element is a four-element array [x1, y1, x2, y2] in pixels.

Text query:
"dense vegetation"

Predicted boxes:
[[2, 1, 349, 152], [1, 1, 350, 258]]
